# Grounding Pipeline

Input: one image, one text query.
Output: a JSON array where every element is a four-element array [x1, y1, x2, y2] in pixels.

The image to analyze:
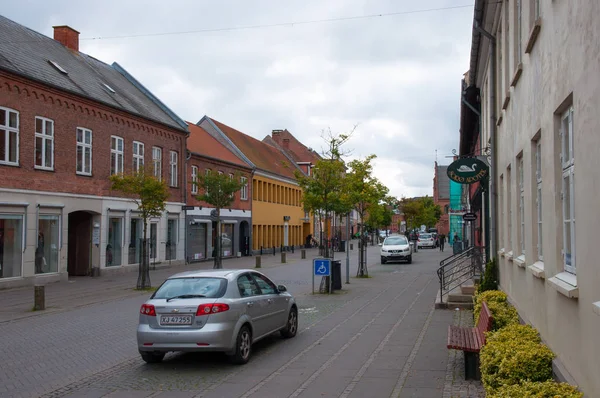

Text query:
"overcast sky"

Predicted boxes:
[[3, 0, 473, 198]]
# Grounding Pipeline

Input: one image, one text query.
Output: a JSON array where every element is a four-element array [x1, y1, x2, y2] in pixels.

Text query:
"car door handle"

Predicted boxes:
[[246, 302, 254, 307]]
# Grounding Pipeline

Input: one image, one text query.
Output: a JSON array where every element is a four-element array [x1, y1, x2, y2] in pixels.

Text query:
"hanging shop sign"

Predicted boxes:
[[446, 157, 489, 184]]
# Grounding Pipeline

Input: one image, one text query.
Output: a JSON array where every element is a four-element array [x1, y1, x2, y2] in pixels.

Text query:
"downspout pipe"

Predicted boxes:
[[474, 21, 498, 258]]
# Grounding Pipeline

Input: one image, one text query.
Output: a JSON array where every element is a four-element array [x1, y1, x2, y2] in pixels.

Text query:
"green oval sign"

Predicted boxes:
[[446, 157, 489, 184]]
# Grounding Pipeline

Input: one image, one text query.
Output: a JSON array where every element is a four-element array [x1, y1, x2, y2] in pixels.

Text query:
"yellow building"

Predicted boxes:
[[198, 116, 311, 252]]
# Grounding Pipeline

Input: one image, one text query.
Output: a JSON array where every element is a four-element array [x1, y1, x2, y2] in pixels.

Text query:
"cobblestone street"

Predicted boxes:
[[0, 243, 485, 398]]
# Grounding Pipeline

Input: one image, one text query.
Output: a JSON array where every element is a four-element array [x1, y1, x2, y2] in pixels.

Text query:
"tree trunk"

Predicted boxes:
[[214, 208, 222, 269], [137, 219, 151, 289], [356, 209, 368, 277]]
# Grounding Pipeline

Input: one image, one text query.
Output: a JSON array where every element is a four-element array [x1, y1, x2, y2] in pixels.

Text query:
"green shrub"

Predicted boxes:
[[485, 323, 541, 345], [486, 301, 519, 331], [474, 290, 508, 321], [478, 257, 498, 293], [488, 380, 583, 398], [481, 331, 555, 393]]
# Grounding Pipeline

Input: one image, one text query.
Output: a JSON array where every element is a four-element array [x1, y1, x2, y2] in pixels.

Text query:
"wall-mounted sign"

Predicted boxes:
[[463, 212, 478, 221], [447, 157, 489, 184]]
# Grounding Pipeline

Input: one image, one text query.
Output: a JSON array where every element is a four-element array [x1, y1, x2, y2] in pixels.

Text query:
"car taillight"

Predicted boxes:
[[140, 304, 156, 316], [196, 303, 230, 316]]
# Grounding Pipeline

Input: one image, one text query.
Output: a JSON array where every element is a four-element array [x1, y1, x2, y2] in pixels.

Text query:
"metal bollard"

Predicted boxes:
[[281, 252, 286, 263], [301, 249, 306, 259], [350, 243, 353, 250], [255, 256, 262, 268], [291, 245, 295, 253], [34, 284, 45, 311], [273, 246, 276, 256], [260, 246, 263, 255]]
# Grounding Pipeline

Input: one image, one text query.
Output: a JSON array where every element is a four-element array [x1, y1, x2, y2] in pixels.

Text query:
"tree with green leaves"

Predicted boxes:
[[345, 155, 388, 277], [295, 129, 353, 259], [401, 196, 442, 232], [194, 170, 246, 269], [110, 168, 170, 289]]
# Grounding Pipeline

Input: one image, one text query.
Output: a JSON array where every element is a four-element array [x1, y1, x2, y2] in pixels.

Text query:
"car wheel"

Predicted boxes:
[[140, 351, 165, 364], [230, 325, 252, 364], [407, 255, 412, 264], [281, 308, 298, 338], [381, 256, 387, 264]]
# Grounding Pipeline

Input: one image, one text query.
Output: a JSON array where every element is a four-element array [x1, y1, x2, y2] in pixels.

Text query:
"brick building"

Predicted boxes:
[[0, 16, 188, 288], [185, 123, 252, 262]]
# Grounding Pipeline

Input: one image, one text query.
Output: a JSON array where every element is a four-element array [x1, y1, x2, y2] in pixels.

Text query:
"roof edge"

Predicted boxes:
[[112, 62, 188, 132], [198, 115, 256, 169], [0, 67, 188, 134]]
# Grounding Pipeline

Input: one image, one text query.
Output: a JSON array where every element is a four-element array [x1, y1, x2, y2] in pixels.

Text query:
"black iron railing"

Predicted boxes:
[[437, 246, 485, 303]]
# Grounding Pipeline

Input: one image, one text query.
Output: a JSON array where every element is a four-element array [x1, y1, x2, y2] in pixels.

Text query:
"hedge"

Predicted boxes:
[[481, 325, 555, 393], [487, 380, 583, 398], [473, 290, 508, 322]]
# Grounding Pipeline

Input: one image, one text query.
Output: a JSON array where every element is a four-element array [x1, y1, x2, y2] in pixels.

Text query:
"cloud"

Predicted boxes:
[[2, 0, 473, 198]]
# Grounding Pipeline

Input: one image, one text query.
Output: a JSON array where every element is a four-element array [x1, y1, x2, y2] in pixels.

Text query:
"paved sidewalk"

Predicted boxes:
[[0, 246, 327, 323]]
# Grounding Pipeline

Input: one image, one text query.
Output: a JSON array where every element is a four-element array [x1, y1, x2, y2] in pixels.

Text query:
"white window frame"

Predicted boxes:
[[535, 139, 543, 260], [0, 107, 19, 166], [506, 167, 512, 251], [76, 127, 92, 175], [191, 166, 198, 194], [35, 116, 54, 170], [152, 147, 162, 181], [132, 141, 144, 172], [169, 151, 178, 187], [518, 156, 525, 255], [241, 176, 248, 200], [110, 136, 124, 175], [561, 107, 575, 274]]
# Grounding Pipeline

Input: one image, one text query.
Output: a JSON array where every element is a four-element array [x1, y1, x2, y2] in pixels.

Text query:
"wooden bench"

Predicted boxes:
[[447, 300, 493, 380]]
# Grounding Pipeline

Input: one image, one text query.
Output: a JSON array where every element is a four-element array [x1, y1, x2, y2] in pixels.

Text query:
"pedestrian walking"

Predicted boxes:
[[439, 234, 445, 251]]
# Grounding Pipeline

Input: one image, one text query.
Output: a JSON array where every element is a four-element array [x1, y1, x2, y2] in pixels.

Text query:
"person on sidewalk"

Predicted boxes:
[[439, 234, 445, 251]]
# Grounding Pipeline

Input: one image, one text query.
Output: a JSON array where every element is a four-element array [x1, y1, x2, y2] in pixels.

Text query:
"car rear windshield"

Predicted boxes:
[[152, 277, 228, 299], [384, 236, 408, 245], [420, 234, 432, 239]]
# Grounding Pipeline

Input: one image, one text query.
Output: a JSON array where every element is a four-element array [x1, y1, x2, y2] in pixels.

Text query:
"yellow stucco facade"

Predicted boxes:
[[251, 173, 312, 251]]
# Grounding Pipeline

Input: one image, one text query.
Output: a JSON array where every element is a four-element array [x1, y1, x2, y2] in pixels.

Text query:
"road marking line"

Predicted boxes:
[[389, 303, 436, 398], [338, 278, 433, 398], [238, 275, 422, 398], [288, 278, 432, 398]]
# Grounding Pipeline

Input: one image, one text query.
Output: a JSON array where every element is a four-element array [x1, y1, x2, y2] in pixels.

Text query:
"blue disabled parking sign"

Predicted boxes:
[[313, 258, 331, 276]]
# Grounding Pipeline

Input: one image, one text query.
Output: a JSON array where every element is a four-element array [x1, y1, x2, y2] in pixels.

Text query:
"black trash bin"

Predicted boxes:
[[453, 240, 464, 255], [331, 260, 342, 290], [337, 240, 346, 252]]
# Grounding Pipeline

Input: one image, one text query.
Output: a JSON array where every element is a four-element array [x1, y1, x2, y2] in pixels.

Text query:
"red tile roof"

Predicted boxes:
[[186, 122, 250, 168], [208, 118, 299, 180], [267, 129, 321, 164]]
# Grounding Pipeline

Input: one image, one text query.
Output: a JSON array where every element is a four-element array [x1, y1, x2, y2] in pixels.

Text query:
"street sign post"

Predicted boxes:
[[312, 258, 331, 294]]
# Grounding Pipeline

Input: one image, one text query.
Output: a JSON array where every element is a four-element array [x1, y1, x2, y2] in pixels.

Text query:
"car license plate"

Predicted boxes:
[[160, 315, 192, 325]]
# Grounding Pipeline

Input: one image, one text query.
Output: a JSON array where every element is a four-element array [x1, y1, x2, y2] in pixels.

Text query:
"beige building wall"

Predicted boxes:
[[472, 0, 600, 395]]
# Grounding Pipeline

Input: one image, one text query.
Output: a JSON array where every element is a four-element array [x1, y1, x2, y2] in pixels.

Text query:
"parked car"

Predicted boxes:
[[137, 269, 298, 364], [379, 235, 412, 264], [417, 233, 436, 249]]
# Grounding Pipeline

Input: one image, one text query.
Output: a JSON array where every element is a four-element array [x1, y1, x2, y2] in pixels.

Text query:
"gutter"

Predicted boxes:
[[471, 0, 498, 256]]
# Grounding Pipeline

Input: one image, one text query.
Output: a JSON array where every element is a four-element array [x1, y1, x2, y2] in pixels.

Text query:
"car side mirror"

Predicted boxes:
[[277, 285, 287, 293]]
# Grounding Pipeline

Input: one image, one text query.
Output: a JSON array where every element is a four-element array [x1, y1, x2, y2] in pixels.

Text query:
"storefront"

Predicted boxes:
[[185, 207, 251, 263]]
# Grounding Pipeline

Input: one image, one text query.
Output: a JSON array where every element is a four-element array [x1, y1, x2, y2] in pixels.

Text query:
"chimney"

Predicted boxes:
[[53, 25, 80, 51], [282, 138, 290, 150], [271, 129, 283, 144]]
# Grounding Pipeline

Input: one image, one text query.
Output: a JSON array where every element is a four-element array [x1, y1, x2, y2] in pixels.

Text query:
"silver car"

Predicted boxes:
[[137, 269, 298, 364]]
